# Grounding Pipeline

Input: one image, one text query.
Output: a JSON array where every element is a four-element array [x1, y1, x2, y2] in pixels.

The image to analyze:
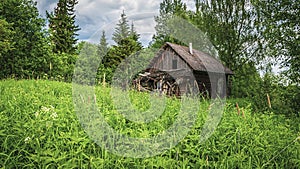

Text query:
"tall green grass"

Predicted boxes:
[[0, 79, 299, 168]]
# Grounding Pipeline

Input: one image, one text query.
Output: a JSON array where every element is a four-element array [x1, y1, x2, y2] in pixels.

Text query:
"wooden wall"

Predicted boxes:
[[144, 46, 230, 98], [152, 47, 189, 71], [194, 71, 227, 98]]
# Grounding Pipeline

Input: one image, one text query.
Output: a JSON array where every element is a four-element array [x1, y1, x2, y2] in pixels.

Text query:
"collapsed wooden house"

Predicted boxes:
[[133, 42, 234, 98]]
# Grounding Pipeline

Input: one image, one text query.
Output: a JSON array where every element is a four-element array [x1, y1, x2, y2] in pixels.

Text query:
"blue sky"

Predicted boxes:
[[36, 0, 196, 46]]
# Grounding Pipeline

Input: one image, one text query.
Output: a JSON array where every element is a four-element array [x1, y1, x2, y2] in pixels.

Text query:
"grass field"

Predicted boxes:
[[0, 79, 299, 168]]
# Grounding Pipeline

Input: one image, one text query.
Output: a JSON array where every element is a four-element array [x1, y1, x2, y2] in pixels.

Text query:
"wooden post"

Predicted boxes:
[[94, 94, 97, 103], [267, 93, 272, 108], [103, 73, 106, 87], [236, 102, 240, 116], [242, 108, 245, 118], [206, 155, 209, 166], [138, 79, 141, 92]]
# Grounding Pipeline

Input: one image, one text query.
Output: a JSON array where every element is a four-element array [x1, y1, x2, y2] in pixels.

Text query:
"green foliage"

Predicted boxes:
[[96, 31, 110, 84], [107, 38, 142, 68], [231, 63, 299, 115], [0, 19, 15, 78], [0, 0, 51, 79], [101, 11, 143, 84], [104, 38, 142, 84], [0, 80, 299, 168], [151, 0, 299, 116], [47, 0, 80, 54], [74, 41, 100, 85], [255, 74, 300, 116], [231, 62, 262, 98], [98, 30, 109, 57], [49, 52, 78, 82], [151, 0, 188, 48], [129, 22, 140, 41], [75, 37, 144, 87], [192, 0, 262, 71], [252, 0, 300, 84], [112, 11, 131, 45], [279, 84, 300, 116], [0, 19, 14, 58]]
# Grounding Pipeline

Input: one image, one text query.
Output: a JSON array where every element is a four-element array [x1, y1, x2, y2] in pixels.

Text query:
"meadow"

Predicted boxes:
[[0, 79, 299, 168]]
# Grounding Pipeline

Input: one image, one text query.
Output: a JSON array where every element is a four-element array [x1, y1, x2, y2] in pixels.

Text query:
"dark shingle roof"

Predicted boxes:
[[164, 42, 234, 74]]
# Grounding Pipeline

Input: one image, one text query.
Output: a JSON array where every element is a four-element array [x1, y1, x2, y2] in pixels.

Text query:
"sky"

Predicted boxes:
[[36, 0, 283, 74], [36, 0, 196, 47]]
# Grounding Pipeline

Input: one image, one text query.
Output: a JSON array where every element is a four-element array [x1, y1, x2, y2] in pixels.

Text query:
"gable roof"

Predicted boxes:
[[159, 42, 234, 75]]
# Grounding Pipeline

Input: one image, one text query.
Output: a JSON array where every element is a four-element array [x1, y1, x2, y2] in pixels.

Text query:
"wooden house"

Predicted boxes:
[[134, 42, 234, 98]]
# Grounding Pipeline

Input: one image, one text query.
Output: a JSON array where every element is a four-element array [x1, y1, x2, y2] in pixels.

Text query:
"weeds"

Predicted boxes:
[[0, 79, 299, 168]]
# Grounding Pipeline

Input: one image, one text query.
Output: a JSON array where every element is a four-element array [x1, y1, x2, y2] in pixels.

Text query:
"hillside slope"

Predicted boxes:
[[0, 80, 299, 168]]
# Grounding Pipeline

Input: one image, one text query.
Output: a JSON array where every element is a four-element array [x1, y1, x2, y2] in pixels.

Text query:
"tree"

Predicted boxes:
[[0, 19, 14, 58], [0, 19, 14, 78], [151, 0, 188, 48], [98, 30, 109, 57], [193, 0, 262, 71], [112, 10, 131, 45], [252, 0, 299, 85], [0, 0, 50, 79], [96, 30, 110, 84], [130, 22, 140, 41], [103, 11, 143, 84], [184, 0, 272, 99], [108, 38, 142, 68], [47, 0, 80, 54], [74, 41, 99, 85], [109, 11, 143, 67], [109, 37, 143, 87]]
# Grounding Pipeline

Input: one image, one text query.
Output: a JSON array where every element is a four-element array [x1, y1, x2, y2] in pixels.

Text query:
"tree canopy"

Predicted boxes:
[[47, 0, 80, 54], [0, 0, 50, 79]]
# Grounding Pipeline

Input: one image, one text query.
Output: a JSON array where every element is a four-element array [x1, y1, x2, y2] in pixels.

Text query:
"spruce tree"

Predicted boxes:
[[96, 31, 109, 85], [112, 10, 130, 45], [130, 21, 140, 41], [97, 30, 109, 78], [47, 0, 80, 54], [109, 11, 142, 67], [104, 11, 143, 84], [0, 0, 50, 79], [98, 30, 109, 57]]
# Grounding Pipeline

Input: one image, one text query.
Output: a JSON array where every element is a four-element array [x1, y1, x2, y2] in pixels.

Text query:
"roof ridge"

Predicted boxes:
[[164, 42, 233, 74]]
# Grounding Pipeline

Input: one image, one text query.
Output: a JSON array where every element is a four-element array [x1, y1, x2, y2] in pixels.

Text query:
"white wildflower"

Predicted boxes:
[[41, 106, 50, 112], [24, 137, 31, 143], [46, 121, 53, 128], [50, 112, 58, 119], [35, 111, 39, 118]]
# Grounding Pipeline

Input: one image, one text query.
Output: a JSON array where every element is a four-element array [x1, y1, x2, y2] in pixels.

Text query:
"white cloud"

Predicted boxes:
[[74, 0, 161, 46], [36, 0, 196, 46], [36, 0, 58, 16]]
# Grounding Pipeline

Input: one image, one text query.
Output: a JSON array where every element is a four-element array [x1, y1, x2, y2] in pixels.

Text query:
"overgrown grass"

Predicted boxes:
[[0, 79, 299, 168]]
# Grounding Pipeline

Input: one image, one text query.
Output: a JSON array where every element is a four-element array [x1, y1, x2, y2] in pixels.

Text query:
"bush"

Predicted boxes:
[[247, 73, 299, 116], [231, 63, 299, 116]]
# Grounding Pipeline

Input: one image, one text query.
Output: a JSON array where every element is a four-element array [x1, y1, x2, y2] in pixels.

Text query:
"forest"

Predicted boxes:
[[0, 0, 299, 168]]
